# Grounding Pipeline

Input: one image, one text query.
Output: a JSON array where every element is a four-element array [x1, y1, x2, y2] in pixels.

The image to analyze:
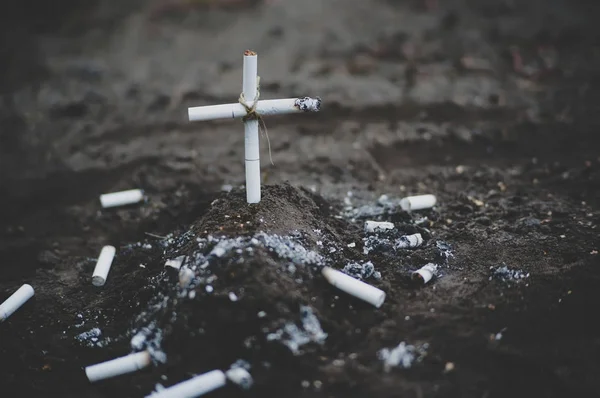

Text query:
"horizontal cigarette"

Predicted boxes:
[[85, 350, 151, 383], [100, 189, 145, 208], [395, 233, 423, 249], [188, 97, 321, 122], [92, 245, 116, 287], [0, 284, 34, 322], [365, 221, 395, 233], [411, 263, 437, 284], [322, 266, 386, 308], [400, 194, 437, 212], [146, 370, 226, 398]]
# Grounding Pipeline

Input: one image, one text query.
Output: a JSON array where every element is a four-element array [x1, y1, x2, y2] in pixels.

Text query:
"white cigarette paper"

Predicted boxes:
[[85, 350, 151, 383], [365, 221, 395, 233], [0, 284, 34, 322], [395, 233, 423, 249], [412, 263, 438, 284], [188, 97, 321, 122], [92, 245, 116, 287], [146, 370, 227, 398], [322, 266, 386, 308], [243, 51, 260, 204], [100, 189, 145, 208], [400, 194, 437, 211]]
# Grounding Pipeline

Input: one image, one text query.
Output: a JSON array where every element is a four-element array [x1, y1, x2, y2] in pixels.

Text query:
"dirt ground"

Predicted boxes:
[[1, 0, 600, 397]]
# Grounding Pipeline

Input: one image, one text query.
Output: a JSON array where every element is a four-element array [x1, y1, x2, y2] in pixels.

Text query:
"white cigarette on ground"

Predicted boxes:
[[365, 221, 395, 233], [321, 266, 386, 308], [146, 370, 227, 398], [412, 263, 438, 284], [399, 194, 437, 211], [92, 245, 116, 287], [0, 284, 34, 322], [243, 50, 260, 204], [100, 189, 145, 208], [395, 233, 424, 249], [188, 97, 321, 122], [164, 256, 185, 270], [85, 350, 152, 383]]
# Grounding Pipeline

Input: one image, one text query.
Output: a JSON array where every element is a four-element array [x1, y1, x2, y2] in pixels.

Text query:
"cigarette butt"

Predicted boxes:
[[92, 246, 116, 287], [322, 266, 386, 308], [100, 189, 145, 208], [400, 195, 437, 211], [85, 350, 151, 383], [146, 370, 227, 398], [412, 263, 437, 284], [179, 267, 195, 288], [365, 221, 395, 233], [395, 233, 423, 249], [0, 284, 34, 322]]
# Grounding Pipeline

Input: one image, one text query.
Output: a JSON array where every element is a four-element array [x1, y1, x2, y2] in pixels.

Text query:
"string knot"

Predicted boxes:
[[238, 76, 274, 165]]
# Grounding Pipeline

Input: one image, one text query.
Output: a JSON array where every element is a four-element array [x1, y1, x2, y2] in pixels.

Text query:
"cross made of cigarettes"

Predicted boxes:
[[0, 48, 442, 398], [187, 50, 322, 204]]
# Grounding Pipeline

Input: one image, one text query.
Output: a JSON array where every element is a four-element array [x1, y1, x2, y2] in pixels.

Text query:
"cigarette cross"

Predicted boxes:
[[187, 50, 322, 204]]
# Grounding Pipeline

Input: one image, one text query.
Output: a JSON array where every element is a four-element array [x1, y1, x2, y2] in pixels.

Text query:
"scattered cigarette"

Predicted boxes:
[[412, 263, 438, 284], [188, 97, 321, 122], [85, 350, 151, 383], [321, 266, 386, 308], [0, 284, 34, 322], [400, 194, 437, 211], [365, 221, 395, 233], [92, 246, 116, 287], [226, 367, 253, 389], [146, 370, 227, 398], [100, 189, 145, 208], [164, 256, 185, 270], [395, 233, 423, 249]]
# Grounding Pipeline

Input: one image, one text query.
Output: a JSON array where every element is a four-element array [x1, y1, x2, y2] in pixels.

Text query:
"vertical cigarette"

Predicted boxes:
[[100, 189, 145, 208], [395, 233, 423, 249], [411, 263, 437, 284], [243, 50, 260, 204], [400, 194, 437, 211], [85, 350, 151, 382], [92, 245, 116, 287], [146, 370, 227, 398], [321, 266, 386, 308], [0, 284, 34, 322], [365, 221, 395, 233]]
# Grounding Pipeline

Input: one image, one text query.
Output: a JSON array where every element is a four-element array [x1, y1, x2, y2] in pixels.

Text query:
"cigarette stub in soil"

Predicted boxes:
[[400, 194, 437, 211], [412, 263, 438, 284], [146, 369, 226, 398], [321, 266, 386, 308], [92, 245, 116, 287], [85, 350, 152, 383], [0, 284, 34, 322], [99, 189, 145, 208], [364, 221, 395, 233], [395, 233, 424, 249]]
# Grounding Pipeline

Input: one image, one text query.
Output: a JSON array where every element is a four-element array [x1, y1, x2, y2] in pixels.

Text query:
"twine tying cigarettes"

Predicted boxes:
[[238, 76, 274, 166]]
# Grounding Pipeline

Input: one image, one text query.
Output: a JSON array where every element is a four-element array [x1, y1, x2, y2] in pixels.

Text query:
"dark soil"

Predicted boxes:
[[1, 0, 600, 397]]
